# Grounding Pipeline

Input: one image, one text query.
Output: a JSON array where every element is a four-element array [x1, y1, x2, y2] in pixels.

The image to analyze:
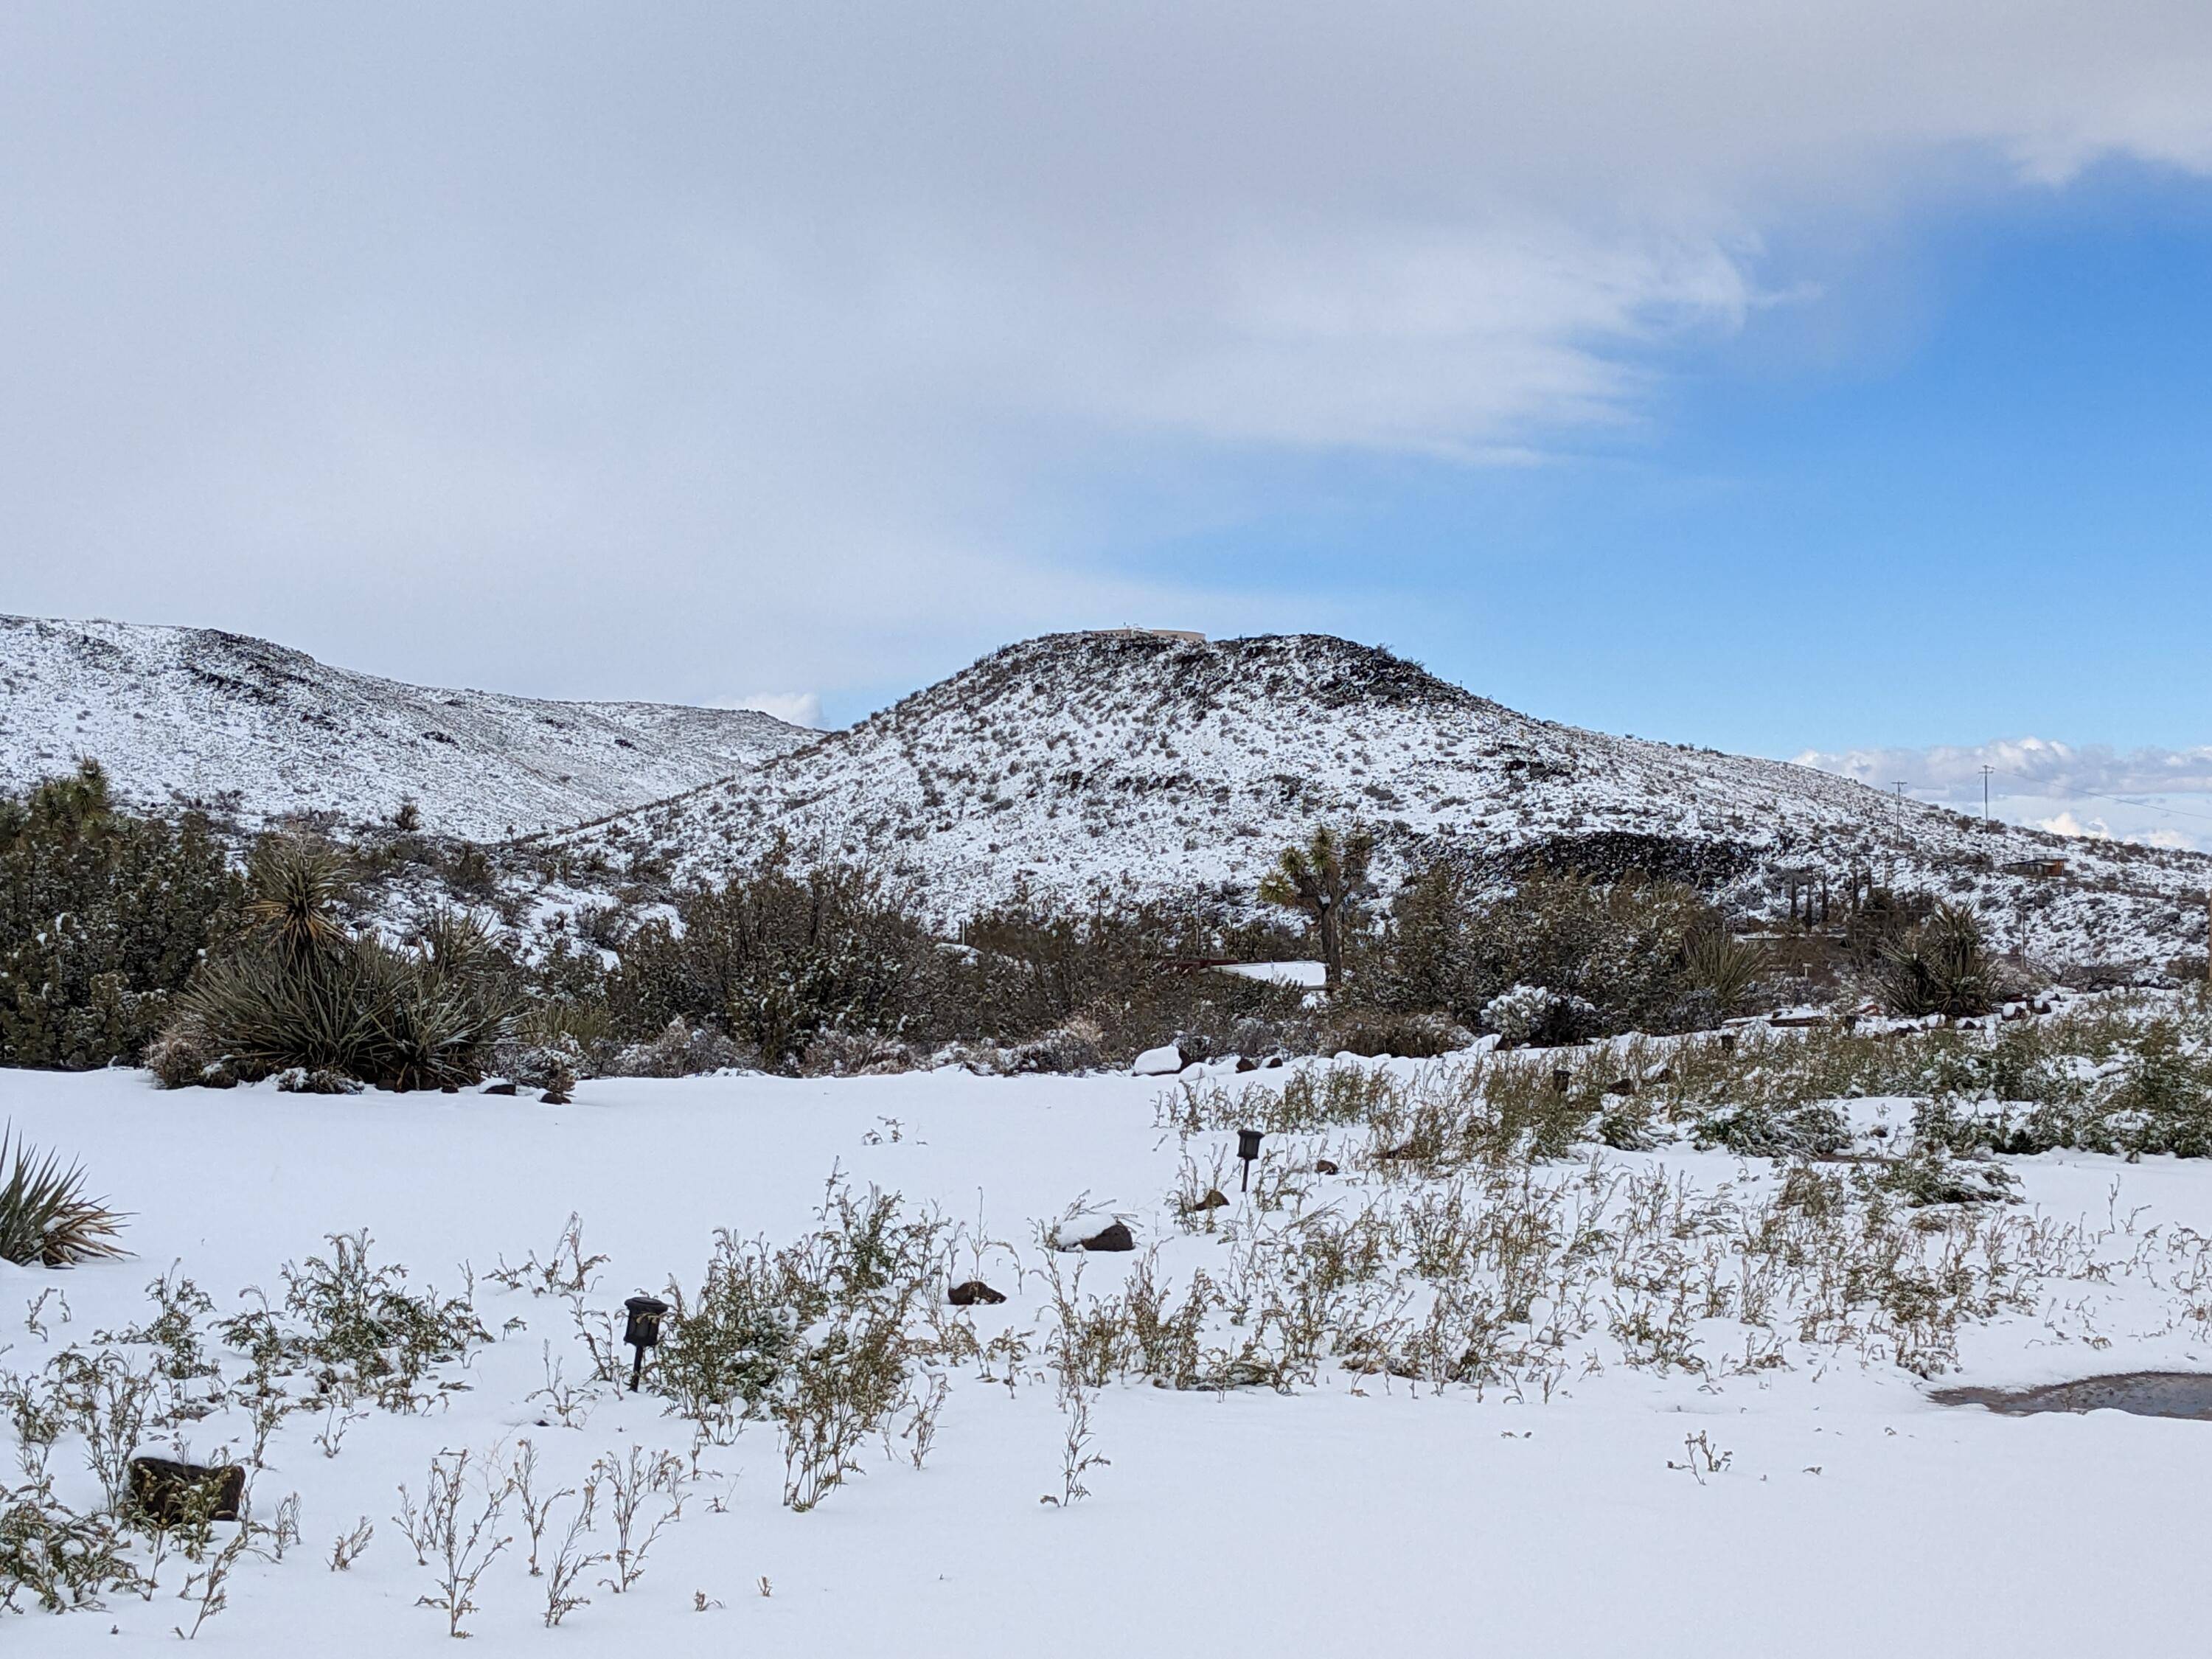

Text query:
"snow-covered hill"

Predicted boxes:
[[0, 614, 808, 839], [540, 630, 2212, 968]]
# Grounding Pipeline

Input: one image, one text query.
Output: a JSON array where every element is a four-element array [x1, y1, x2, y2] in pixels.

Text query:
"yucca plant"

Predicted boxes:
[[243, 836, 351, 967], [165, 836, 520, 1091], [1876, 902, 1997, 1018], [1683, 927, 1766, 1018], [0, 1126, 125, 1265]]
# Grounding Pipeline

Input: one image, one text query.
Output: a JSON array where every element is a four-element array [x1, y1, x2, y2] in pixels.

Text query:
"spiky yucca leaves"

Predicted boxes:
[[168, 833, 520, 1092], [1684, 927, 1766, 1018], [0, 1127, 125, 1265], [1877, 902, 1998, 1018], [243, 836, 350, 966]]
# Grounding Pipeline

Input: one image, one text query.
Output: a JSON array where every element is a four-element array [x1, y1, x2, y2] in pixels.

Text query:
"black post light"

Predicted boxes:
[[622, 1295, 669, 1392], [1237, 1127, 1264, 1192]]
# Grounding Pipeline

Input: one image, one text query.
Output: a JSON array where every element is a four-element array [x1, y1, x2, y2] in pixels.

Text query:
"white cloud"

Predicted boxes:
[[4, 5, 2212, 703], [1792, 736, 2212, 803], [716, 692, 824, 731]]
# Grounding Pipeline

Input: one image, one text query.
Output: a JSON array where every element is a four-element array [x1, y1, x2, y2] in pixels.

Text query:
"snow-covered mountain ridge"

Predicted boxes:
[[540, 631, 2212, 967], [0, 614, 808, 839]]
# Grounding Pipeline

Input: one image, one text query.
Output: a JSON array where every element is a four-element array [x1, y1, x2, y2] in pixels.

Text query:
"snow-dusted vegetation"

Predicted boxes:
[[11, 618, 2212, 1653], [535, 630, 2212, 972], [13, 1006, 2212, 1652]]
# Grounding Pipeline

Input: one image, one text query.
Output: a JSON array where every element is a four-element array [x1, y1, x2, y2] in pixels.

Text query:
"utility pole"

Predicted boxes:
[[1892, 781, 1909, 800], [1980, 765, 1994, 827]]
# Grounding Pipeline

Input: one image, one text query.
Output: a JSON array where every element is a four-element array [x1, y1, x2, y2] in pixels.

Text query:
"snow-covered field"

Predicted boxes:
[[8, 1060, 2212, 1656]]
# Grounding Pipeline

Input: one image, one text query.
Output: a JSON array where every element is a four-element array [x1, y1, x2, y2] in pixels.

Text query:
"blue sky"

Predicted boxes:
[[1056, 162, 2212, 763], [6, 5, 2212, 842]]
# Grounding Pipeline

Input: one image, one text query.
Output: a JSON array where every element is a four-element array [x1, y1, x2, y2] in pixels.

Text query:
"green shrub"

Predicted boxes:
[[165, 838, 517, 1091], [1876, 902, 2000, 1018], [0, 762, 240, 1068], [1373, 860, 1720, 1037], [613, 853, 938, 1074], [0, 1127, 125, 1266]]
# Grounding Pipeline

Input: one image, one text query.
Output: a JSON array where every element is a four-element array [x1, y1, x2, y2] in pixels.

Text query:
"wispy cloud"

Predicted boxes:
[[5, 7, 2212, 707], [1792, 737, 2212, 803], [1795, 737, 2212, 851]]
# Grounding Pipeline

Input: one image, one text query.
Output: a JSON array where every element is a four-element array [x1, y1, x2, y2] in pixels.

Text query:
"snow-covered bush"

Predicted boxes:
[[0, 761, 239, 1071], [161, 840, 518, 1093], [1482, 984, 1594, 1047]]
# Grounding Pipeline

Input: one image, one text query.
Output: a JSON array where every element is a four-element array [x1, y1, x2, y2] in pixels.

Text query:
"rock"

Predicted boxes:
[[1189, 1188, 1230, 1211], [1234, 1054, 1260, 1073], [481, 1080, 518, 1096], [128, 1456, 246, 1527], [1078, 1220, 1135, 1252], [1132, 1043, 1184, 1077], [1315, 1158, 1340, 1175], [947, 1280, 1007, 1306]]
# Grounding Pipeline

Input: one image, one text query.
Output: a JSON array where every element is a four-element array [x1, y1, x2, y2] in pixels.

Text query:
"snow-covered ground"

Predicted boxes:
[[540, 630, 2212, 967], [0, 614, 809, 838], [9, 1058, 2212, 1655]]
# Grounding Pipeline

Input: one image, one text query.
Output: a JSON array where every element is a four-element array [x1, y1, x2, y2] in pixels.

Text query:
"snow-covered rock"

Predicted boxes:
[[1132, 1044, 1185, 1076]]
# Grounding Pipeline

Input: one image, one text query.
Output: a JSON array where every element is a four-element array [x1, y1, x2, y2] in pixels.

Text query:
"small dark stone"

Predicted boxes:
[[481, 1081, 518, 1096], [540, 1084, 573, 1105], [947, 1279, 1007, 1306], [1234, 1055, 1260, 1073], [1315, 1158, 1340, 1175], [1079, 1220, 1135, 1253], [1192, 1188, 1230, 1211], [128, 1457, 245, 1527], [1605, 1078, 1636, 1097]]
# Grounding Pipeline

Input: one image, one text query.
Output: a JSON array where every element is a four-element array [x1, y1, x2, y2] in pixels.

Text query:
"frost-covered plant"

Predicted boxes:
[[0, 761, 239, 1071], [655, 1180, 946, 1509], [1481, 983, 1594, 1047], [1876, 902, 1998, 1018], [592, 1447, 682, 1592], [0, 1476, 141, 1612], [166, 838, 518, 1092], [0, 1128, 125, 1267], [393, 1447, 511, 1639], [218, 1231, 486, 1411]]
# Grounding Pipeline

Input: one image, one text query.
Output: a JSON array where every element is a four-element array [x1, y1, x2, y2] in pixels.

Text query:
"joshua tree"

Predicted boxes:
[[1258, 825, 1374, 990]]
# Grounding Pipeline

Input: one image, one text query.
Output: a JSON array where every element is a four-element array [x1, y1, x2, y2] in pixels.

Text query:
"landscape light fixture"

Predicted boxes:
[[1237, 1127, 1264, 1192], [622, 1295, 669, 1392]]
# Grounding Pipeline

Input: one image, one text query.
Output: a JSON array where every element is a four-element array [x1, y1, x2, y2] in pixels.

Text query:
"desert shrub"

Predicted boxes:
[[1875, 902, 2000, 1018], [0, 1127, 125, 1266], [1690, 1098, 1850, 1159], [1481, 983, 1598, 1046], [799, 1030, 928, 1077], [1372, 861, 1722, 1037], [1317, 1008, 1471, 1059], [0, 762, 240, 1069], [1683, 927, 1767, 1018], [612, 854, 939, 1074], [655, 1181, 948, 1506], [165, 839, 518, 1091], [218, 1229, 486, 1410], [0, 1477, 142, 1612], [955, 900, 1304, 1062]]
